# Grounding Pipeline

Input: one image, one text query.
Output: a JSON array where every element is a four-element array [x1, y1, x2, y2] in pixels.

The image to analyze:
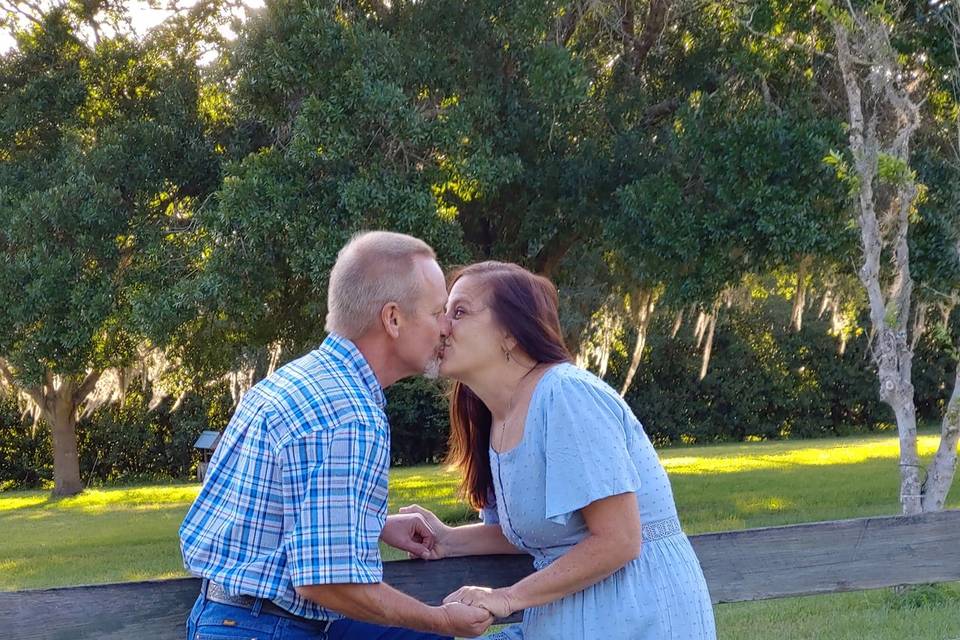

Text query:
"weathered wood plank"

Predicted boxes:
[[691, 509, 960, 603], [0, 578, 201, 640], [2, 510, 958, 639]]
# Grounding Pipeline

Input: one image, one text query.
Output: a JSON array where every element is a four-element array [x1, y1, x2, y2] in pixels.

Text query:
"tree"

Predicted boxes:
[[0, 7, 220, 495], [826, 0, 960, 513]]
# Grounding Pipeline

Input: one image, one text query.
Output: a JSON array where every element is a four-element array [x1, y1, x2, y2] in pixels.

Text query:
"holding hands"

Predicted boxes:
[[380, 511, 440, 560], [437, 600, 496, 637], [444, 585, 515, 619], [393, 504, 453, 560]]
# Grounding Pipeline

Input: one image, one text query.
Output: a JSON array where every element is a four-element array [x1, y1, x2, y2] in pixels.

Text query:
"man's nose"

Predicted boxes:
[[440, 315, 452, 335]]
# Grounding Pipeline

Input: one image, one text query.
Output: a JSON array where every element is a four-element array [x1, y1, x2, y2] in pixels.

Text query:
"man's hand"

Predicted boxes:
[[397, 504, 451, 560], [436, 601, 495, 637], [443, 585, 515, 619], [380, 512, 436, 559]]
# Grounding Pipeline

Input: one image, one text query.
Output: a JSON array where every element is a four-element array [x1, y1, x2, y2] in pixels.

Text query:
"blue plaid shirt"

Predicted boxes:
[[179, 334, 390, 620]]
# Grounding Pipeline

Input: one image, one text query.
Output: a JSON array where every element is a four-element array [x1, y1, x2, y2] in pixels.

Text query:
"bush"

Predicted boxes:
[[385, 377, 451, 466], [617, 300, 894, 445], [76, 383, 234, 484], [0, 393, 52, 490]]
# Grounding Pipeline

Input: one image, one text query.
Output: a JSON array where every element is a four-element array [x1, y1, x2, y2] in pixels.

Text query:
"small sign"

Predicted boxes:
[[193, 430, 221, 450]]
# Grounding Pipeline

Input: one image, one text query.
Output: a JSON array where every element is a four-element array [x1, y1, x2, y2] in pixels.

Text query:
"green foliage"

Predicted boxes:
[[0, 395, 51, 490], [877, 153, 915, 187], [619, 298, 894, 444], [0, 9, 220, 384], [384, 377, 451, 466], [824, 149, 862, 198], [76, 385, 234, 484], [616, 98, 851, 306], [158, 0, 470, 369], [0, 383, 235, 489]]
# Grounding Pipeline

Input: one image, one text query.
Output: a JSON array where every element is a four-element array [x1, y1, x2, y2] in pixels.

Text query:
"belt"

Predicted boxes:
[[201, 579, 332, 631]]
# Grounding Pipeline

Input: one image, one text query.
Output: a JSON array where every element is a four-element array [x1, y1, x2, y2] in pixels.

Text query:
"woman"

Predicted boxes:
[[401, 261, 715, 639]]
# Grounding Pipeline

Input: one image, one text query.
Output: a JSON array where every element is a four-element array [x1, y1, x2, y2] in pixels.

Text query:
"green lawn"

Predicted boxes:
[[2, 432, 959, 639]]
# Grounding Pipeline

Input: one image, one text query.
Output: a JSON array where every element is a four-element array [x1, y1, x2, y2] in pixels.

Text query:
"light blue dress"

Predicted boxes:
[[482, 363, 715, 640]]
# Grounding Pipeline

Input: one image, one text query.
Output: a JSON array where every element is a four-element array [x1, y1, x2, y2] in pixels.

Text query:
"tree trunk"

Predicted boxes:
[[878, 346, 923, 515], [47, 379, 83, 497], [0, 365, 100, 497], [834, 16, 926, 514], [922, 360, 960, 511]]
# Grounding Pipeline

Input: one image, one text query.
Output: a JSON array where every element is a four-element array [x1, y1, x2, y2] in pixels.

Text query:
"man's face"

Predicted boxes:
[[397, 256, 450, 379]]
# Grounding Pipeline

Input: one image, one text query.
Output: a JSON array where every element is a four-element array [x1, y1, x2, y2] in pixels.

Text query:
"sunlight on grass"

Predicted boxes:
[[734, 495, 794, 515], [662, 435, 943, 475], [0, 484, 200, 514], [0, 494, 47, 511]]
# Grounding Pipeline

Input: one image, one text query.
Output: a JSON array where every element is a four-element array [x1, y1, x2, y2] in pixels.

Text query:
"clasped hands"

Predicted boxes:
[[442, 585, 515, 619], [382, 505, 515, 619]]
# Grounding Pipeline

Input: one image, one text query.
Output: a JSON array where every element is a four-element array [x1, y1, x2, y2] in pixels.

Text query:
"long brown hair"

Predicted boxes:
[[445, 262, 572, 509]]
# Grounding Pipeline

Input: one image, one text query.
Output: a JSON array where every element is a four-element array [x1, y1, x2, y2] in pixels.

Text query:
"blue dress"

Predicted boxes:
[[481, 363, 715, 640]]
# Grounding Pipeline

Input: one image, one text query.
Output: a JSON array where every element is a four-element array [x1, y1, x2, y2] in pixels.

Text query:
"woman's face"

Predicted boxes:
[[439, 275, 506, 381]]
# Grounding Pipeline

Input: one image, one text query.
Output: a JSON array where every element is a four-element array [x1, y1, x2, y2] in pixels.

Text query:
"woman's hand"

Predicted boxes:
[[443, 585, 515, 619], [380, 512, 437, 560], [397, 504, 452, 560]]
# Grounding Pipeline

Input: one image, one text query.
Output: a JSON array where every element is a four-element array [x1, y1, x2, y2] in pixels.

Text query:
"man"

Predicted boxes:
[[180, 231, 493, 639]]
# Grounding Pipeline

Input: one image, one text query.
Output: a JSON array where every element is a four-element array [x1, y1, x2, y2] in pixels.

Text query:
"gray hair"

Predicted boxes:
[[325, 231, 437, 340]]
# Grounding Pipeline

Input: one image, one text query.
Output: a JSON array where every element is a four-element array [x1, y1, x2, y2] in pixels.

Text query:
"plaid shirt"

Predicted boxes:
[[179, 333, 390, 621]]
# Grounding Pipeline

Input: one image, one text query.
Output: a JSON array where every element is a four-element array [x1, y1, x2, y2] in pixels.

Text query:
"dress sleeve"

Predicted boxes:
[[480, 487, 500, 525], [541, 370, 643, 525]]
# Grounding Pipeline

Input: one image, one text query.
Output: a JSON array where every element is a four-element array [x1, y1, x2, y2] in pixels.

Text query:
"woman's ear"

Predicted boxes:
[[502, 334, 518, 353], [381, 302, 402, 339]]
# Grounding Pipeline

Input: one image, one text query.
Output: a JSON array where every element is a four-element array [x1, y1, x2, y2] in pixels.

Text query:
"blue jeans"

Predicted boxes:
[[186, 594, 453, 640]]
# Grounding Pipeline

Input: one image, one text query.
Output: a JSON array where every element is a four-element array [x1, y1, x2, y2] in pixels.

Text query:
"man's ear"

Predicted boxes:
[[381, 302, 403, 339]]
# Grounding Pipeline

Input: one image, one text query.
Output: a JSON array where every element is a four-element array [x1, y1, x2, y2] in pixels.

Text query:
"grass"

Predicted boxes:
[[2, 431, 959, 639]]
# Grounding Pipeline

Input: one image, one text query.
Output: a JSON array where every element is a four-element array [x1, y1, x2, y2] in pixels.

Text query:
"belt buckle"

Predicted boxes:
[[205, 580, 254, 608], [203, 579, 332, 631]]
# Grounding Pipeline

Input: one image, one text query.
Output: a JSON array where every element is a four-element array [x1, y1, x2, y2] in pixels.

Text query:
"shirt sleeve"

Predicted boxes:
[[542, 370, 643, 526], [280, 423, 387, 587]]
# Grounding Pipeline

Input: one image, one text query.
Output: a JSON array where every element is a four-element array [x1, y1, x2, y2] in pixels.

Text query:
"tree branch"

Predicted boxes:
[[0, 0, 44, 27], [641, 96, 683, 125], [73, 369, 102, 405], [556, 1, 586, 47], [633, 0, 671, 74], [534, 232, 581, 278], [739, 5, 836, 62]]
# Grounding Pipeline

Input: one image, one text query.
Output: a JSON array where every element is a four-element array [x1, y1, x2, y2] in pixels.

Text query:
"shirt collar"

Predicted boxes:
[[322, 333, 387, 409]]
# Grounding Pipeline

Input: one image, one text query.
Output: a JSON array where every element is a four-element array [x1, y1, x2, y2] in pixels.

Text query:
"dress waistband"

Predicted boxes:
[[641, 515, 683, 542], [531, 516, 683, 570]]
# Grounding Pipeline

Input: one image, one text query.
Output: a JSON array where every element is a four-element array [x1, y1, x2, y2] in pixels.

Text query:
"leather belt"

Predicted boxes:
[[202, 579, 332, 631]]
